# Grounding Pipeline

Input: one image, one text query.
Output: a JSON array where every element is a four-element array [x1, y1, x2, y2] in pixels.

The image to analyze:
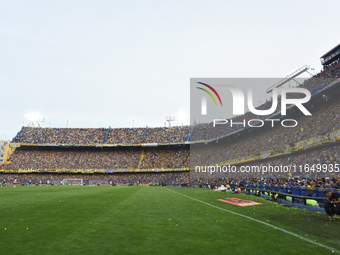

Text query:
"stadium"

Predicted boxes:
[[2, 46, 340, 254], [1, 2, 340, 255]]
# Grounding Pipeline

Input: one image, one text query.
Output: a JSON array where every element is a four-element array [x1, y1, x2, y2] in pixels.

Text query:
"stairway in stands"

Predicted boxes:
[[138, 150, 146, 169]]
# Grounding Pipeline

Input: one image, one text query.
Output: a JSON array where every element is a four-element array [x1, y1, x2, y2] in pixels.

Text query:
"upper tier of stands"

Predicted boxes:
[[12, 126, 191, 145], [10, 60, 340, 145]]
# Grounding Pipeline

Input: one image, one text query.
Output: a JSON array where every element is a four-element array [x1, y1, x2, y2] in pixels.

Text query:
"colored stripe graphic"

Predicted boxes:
[[196, 87, 217, 106], [197, 82, 223, 106]]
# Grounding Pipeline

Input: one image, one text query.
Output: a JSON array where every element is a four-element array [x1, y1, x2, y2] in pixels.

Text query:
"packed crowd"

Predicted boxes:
[[106, 128, 145, 144], [1, 146, 190, 170], [2, 148, 141, 169], [6, 99, 340, 176], [2, 142, 339, 181], [191, 96, 340, 166], [0, 172, 184, 185], [192, 143, 340, 181], [143, 126, 191, 143], [188, 175, 340, 191], [2, 169, 338, 190], [316, 60, 340, 79], [13, 127, 107, 144], [140, 147, 190, 169], [12, 126, 191, 145]]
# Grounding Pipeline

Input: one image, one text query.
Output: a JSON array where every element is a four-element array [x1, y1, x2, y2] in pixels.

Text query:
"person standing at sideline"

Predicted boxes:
[[324, 189, 340, 219]]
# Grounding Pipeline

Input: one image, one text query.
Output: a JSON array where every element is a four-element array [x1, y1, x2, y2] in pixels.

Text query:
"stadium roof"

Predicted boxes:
[[320, 43, 340, 66]]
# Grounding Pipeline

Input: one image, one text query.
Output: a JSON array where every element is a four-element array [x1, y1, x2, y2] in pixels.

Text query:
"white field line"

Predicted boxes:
[[166, 188, 340, 254]]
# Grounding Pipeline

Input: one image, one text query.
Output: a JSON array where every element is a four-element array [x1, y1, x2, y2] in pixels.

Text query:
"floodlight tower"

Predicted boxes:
[[165, 114, 181, 127], [25, 114, 44, 127], [166, 113, 186, 127], [166, 115, 178, 127]]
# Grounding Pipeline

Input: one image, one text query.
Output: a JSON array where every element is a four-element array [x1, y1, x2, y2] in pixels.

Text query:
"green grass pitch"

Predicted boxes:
[[1, 186, 340, 254]]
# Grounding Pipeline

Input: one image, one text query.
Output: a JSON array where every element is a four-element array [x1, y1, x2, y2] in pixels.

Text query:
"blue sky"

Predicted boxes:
[[1, 0, 340, 140]]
